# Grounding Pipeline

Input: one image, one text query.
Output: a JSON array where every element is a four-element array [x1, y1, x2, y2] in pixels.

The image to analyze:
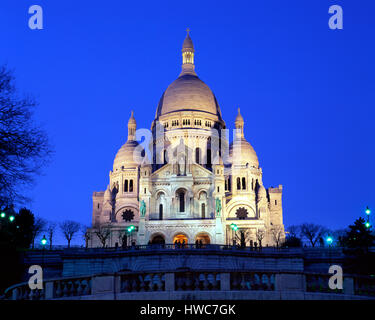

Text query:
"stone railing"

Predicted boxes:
[[175, 271, 221, 291], [231, 272, 275, 291], [4, 276, 92, 300], [4, 271, 375, 300], [354, 275, 375, 297], [120, 273, 165, 292], [65, 244, 300, 253], [306, 273, 343, 294]]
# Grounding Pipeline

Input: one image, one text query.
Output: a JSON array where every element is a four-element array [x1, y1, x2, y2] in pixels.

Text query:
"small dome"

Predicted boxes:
[[128, 110, 136, 125], [229, 138, 259, 167], [155, 74, 221, 118], [113, 140, 143, 170], [258, 185, 267, 197], [235, 108, 244, 125], [104, 185, 112, 200], [182, 33, 194, 51]]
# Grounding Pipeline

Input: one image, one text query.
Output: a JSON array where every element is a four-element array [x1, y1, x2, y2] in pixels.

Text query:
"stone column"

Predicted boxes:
[[45, 281, 54, 299], [215, 216, 224, 244], [343, 277, 354, 295], [275, 273, 305, 291], [137, 216, 146, 245], [165, 273, 175, 291], [220, 273, 230, 291]]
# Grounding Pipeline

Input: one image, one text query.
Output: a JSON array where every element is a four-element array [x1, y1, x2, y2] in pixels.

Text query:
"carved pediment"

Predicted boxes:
[[192, 164, 213, 178]]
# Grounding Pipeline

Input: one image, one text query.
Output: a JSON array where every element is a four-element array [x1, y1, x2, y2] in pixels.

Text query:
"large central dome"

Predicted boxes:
[[155, 30, 222, 120], [155, 74, 221, 117]]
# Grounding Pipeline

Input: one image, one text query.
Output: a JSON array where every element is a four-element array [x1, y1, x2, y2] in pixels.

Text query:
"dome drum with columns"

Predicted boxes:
[[89, 30, 285, 248]]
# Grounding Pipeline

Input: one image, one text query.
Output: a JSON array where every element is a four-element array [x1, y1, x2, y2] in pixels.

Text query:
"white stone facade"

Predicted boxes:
[[89, 31, 285, 248]]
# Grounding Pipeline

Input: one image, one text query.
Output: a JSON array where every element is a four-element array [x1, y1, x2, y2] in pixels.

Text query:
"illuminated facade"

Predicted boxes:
[[89, 31, 285, 247]]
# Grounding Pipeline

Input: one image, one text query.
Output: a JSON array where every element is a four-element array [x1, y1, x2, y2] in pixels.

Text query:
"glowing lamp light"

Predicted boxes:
[[127, 225, 135, 233], [326, 237, 333, 245], [230, 223, 238, 231], [365, 222, 371, 229], [366, 207, 371, 215], [41, 235, 47, 246], [9, 215, 15, 222], [0, 212, 6, 218]]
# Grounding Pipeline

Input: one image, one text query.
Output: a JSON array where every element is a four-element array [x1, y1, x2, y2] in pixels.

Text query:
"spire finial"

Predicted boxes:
[[127, 110, 136, 141], [180, 29, 196, 76], [235, 107, 244, 139]]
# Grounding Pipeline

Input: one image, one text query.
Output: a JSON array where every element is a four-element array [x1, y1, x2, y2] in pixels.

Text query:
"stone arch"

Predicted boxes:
[[195, 232, 211, 245], [115, 204, 139, 222], [198, 190, 207, 200], [175, 187, 188, 213], [172, 232, 190, 244], [149, 232, 167, 244], [226, 200, 256, 219]]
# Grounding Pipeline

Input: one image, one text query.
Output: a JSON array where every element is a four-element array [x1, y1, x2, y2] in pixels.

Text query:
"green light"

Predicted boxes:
[[127, 225, 135, 233], [9, 215, 15, 222], [326, 237, 333, 245], [0, 212, 5, 218], [366, 207, 371, 215], [365, 222, 371, 228], [41, 235, 47, 246], [230, 223, 238, 231]]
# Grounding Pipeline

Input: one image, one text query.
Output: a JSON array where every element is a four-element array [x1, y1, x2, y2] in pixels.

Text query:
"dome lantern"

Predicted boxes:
[[127, 110, 136, 141], [180, 28, 196, 76], [235, 108, 244, 139]]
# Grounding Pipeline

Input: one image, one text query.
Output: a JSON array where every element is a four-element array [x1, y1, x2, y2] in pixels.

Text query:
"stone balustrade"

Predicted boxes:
[[4, 270, 375, 300]]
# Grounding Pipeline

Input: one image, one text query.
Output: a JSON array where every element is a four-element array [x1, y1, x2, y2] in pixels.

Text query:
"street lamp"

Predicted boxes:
[[127, 225, 135, 246], [41, 235, 47, 246], [230, 223, 238, 245], [326, 236, 333, 246], [365, 222, 371, 229], [9, 215, 15, 222], [366, 206, 371, 215], [0, 212, 5, 218]]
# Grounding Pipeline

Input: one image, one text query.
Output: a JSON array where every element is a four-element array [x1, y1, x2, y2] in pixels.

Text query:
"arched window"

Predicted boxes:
[[159, 204, 163, 220], [124, 180, 128, 192], [201, 203, 205, 218], [237, 177, 241, 190], [206, 148, 212, 168], [242, 177, 246, 190], [178, 190, 185, 212], [164, 149, 167, 165], [129, 180, 133, 192], [195, 148, 201, 165]]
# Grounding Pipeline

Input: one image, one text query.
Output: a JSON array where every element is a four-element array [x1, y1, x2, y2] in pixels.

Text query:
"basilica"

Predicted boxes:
[[89, 31, 285, 247]]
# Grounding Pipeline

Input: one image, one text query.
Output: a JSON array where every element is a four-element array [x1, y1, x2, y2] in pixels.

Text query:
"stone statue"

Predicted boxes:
[[140, 200, 146, 217], [215, 197, 221, 217]]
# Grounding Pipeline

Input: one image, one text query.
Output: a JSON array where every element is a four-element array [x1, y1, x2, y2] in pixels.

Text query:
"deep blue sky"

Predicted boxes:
[[1, 1, 374, 244]]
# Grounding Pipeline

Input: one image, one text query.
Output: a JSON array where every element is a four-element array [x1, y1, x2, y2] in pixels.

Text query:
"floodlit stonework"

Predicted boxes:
[[89, 31, 285, 248]]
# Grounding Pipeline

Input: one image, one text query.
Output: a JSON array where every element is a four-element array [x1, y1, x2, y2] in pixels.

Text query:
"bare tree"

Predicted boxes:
[[46, 222, 56, 250], [0, 65, 52, 207], [270, 225, 284, 247], [256, 229, 266, 248], [60, 220, 80, 248], [31, 217, 47, 249], [287, 225, 300, 238], [300, 223, 327, 247], [234, 229, 251, 247], [117, 229, 127, 247], [81, 225, 91, 249], [95, 225, 111, 248]]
